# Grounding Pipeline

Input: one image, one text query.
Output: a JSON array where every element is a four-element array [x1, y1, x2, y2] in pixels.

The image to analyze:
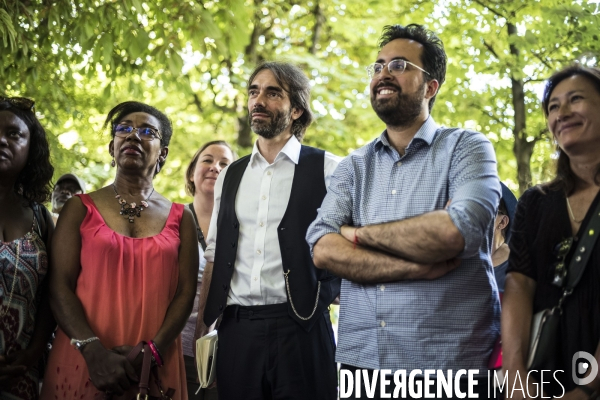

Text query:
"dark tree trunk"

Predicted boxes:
[[508, 22, 536, 194], [309, 1, 324, 55]]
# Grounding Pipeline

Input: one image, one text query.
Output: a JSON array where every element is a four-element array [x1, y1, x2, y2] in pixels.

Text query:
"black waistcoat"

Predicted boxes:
[[204, 145, 341, 331]]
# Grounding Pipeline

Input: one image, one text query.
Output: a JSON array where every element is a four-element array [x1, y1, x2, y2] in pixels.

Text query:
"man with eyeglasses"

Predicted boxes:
[[51, 173, 86, 224], [307, 24, 501, 399]]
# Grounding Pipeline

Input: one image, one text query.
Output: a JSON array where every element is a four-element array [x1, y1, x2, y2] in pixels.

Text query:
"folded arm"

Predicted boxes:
[[343, 210, 464, 263], [350, 132, 499, 263], [313, 232, 459, 283]]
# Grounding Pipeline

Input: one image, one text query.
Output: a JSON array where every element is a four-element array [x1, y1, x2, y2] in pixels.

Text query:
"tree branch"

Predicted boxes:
[[483, 40, 500, 60], [472, 0, 508, 20]]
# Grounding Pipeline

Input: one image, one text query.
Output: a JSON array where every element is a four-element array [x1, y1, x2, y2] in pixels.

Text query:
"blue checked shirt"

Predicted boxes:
[[306, 117, 501, 371]]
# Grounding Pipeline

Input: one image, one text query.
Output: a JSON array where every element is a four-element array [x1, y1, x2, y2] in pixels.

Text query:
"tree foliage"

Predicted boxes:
[[1, 0, 599, 201]]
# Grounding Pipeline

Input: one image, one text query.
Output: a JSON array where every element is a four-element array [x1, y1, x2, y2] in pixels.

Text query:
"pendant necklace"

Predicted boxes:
[[566, 197, 584, 223], [113, 184, 154, 223]]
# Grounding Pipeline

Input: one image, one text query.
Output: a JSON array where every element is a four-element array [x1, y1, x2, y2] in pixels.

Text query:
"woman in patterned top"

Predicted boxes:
[[0, 97, 55, 399]]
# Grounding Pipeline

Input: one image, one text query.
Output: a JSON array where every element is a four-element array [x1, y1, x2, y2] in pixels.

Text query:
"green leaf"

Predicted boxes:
[[0, 8, 17, 50]]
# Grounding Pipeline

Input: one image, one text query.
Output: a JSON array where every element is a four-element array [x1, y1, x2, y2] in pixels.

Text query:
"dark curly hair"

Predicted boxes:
[[541, 65, 600, 195], [185, 140, 235, 196], [378, 24, 447, 111], [103, 101, 173, 173], [0, 98, 54, 203], [248, 61, 314, 141]]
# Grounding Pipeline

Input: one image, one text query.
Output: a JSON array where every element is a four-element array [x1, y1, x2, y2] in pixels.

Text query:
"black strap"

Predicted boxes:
[[566, 197, 600, 290], [32, 203, 49, 244], [188, 203, 207, 251]]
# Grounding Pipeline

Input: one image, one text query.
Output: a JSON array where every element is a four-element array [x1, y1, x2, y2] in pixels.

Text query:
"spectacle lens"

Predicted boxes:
[[366, 59, 429, 79], [115, 124, 162, 141]]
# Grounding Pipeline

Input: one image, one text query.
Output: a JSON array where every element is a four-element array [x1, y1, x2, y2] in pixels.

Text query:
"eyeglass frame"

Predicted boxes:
[[366, 59, 431, 80], [113, 124, 163, 141], [0, 96, 35, 112]]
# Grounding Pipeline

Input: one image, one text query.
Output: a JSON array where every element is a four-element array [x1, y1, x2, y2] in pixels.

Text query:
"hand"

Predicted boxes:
[[81, 342, 138, 396], [193, 320, 218, 357], [340, 225, 357, 243], [193, 322, 210, 360], [413, 258, 461, 280], [0, 354, 28, 385], [111, 345, 142, 375]]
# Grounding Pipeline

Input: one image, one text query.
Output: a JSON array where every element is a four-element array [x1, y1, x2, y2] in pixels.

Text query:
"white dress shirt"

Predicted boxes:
[[204, 135, 341, 306]]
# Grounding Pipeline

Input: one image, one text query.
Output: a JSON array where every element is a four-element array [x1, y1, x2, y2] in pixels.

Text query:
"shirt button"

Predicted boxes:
[[257, 249, 261, 255], [391, 190, 397, 195], [254, 277, 258, 281], [380, 285, 385, 291], [380, 320, 386, 327], [259, 222, 264, 227], [397, 161, 402, 166], [261, 195, 267, 200], [267, 171, 272, 175]]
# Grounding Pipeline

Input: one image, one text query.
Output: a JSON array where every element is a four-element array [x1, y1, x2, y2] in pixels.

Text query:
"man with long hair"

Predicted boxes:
[[196, 61, 341, 400]]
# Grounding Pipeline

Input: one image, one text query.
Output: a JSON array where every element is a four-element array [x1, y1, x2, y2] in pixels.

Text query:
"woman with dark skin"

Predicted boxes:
[[503, 66, 600, 399], [40, 102, 198, 399], [0, 97, 55, 399]]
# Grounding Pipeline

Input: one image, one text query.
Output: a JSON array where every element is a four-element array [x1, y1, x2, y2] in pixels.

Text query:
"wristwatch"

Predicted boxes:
[[70, 336, 100, 351]]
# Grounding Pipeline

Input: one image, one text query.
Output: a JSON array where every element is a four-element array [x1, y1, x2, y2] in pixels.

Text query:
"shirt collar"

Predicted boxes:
[[250, 134, 301, 167], [375, 116, 439, 151]]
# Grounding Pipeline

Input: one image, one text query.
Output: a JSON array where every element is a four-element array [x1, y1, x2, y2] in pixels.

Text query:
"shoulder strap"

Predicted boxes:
[[189, 203, 207, 251], [566, 198, 600, 290]]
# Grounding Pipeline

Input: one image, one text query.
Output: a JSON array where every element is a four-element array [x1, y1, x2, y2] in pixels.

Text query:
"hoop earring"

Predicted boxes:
[[110, 158, 116, 167]]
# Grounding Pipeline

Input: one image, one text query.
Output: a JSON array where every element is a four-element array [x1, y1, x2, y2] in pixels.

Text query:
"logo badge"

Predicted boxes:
[[572, 351, 599, 385]]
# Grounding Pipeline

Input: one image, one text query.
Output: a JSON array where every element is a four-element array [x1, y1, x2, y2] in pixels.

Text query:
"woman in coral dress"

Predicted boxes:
[[40, 102, 198, 400]]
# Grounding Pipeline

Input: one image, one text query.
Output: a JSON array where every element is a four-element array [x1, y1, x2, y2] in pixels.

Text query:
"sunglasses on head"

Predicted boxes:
[[0, 96, 35, 112]]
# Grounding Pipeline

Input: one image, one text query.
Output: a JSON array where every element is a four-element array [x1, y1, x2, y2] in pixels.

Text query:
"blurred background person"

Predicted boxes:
[[184, 140, 234, 399], [40, 101, 198, 399], [503, 65, 600, 398], [0, 97, 55, 399], [50, 173, 86, 224], [492, 182, 517, 295]]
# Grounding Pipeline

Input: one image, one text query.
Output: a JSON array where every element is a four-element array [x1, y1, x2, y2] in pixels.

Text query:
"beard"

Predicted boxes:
[[249, 106, 293, 139], [371, 81, 426, 128]]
